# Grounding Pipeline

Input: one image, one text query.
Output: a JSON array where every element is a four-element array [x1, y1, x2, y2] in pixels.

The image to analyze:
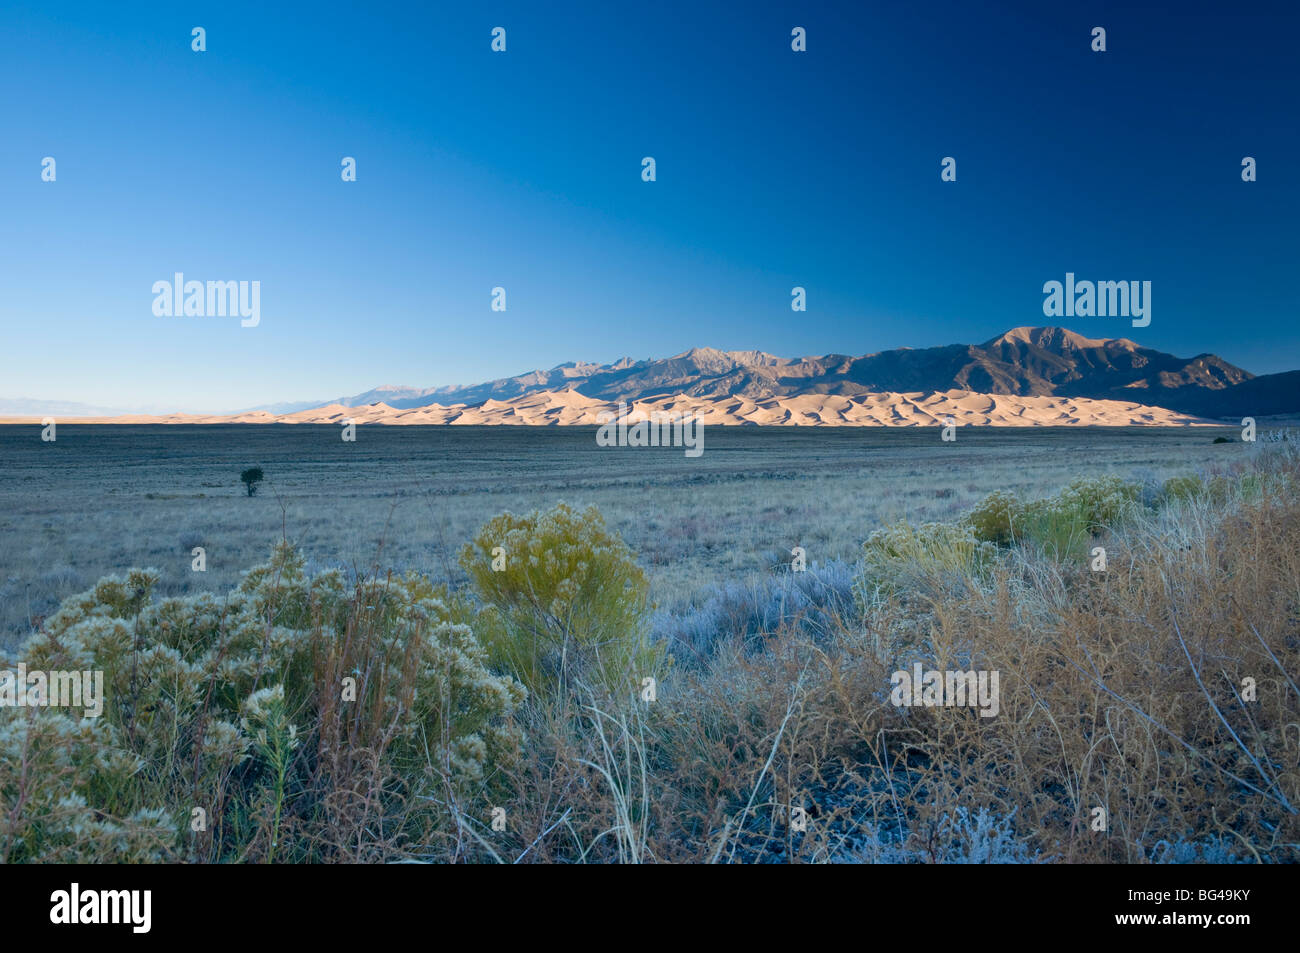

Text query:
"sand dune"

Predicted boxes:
[[0, 388, 1219, 427]]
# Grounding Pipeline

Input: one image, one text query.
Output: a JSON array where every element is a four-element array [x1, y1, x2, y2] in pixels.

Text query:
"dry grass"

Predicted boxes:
[[464, 437, 1300, 864], [0, 424, 1232, 646], [3, 425, 1294, 863]]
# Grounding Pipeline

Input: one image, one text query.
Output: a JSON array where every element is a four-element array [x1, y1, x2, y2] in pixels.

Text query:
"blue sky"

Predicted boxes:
[[1, 1, 1297, 411]]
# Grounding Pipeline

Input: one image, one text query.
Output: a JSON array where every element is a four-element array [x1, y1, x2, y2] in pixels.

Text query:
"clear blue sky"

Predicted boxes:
[[1, 0, 1297, 411]]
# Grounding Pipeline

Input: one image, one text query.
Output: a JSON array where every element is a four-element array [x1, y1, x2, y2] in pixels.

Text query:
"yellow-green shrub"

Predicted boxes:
[[460, 502, 662, 697], [966, 476, 1141, 558], [1161, 474, 1204, 504], [965, 489, 1020, 545], [1051, 475, 1140, 532], [853, 519, 997, 606]]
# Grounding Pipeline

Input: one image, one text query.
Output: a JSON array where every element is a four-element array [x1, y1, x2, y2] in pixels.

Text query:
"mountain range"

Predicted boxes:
[[253, 327, 1291, 420], [5, 327, 1293, 426]]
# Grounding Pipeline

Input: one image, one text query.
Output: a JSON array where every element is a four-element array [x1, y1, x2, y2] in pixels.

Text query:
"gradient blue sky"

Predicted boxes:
[[2, 1, 1297, 411]]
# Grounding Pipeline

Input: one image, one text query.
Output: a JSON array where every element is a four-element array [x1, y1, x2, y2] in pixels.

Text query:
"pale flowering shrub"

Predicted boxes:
[[4, 541, 523, 862], [853, 519, 997, 606], [372, 582, 526, 782], [0, 710, 174, 863], [460, 502, 663, 696]]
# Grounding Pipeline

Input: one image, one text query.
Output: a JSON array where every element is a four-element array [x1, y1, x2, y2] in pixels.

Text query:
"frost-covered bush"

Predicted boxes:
[[3, 542, 523, 862], [937, 807, 1044, 863], [177, 530, 207, 553], [653, 560, 857, 662], [1142, 835, 1250, 864], [836, 807, 1044, 864], [1129, 467, 1163, 510], [0, 713, 176, 863]]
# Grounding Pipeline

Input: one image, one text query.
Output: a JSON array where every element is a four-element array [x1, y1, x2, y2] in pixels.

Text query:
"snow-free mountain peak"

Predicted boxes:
[[251, 327, 1275, 418]]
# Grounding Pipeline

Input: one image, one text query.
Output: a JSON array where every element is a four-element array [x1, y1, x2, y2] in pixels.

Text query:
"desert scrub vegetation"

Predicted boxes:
[[492, 438, 1300, 863], [833, 438, 1300, 863], [239, 466, 264, 497], [1, 542, 524, 862], [650, 559, 856, 661], [965, 474, 1142, 558], [458, 502, 665, 697], [0, 426, 1223, 644], [3, 437, 1298, 863], [853, 520, 997, 606]]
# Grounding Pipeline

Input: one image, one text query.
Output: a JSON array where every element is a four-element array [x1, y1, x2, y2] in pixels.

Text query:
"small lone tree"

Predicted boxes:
[[240, 467, 264, 497]]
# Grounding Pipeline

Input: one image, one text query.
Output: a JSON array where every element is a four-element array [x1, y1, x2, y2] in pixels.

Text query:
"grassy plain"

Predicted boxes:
[[3, 422, 1297, 864], [0, 424, 1239, 647]]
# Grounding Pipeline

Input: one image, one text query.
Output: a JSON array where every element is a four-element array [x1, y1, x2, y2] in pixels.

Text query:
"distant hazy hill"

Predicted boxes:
[[284, 327, 1273, 419], [0, 397, 136, 417]]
